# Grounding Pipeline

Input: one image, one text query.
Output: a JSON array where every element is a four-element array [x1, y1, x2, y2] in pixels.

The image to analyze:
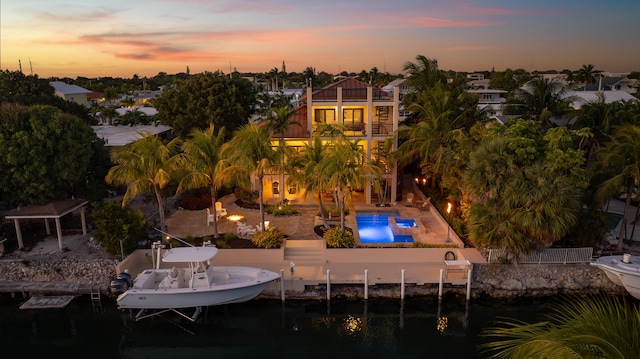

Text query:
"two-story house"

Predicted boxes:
[[263, 78, 401, 206]]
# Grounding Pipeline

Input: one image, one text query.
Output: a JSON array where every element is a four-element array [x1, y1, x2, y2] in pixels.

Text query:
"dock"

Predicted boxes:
[[19, 295, 75, 309]]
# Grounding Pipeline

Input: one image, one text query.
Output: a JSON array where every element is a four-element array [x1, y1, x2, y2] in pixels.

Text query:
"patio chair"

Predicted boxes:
[[215, 201, 227, 219], [406, 193, 414, 207], [237, 223, 256, 239], [418, 198, 431, 211]]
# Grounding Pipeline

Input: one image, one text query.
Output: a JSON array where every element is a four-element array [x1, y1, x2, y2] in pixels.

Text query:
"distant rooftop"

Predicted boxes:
[[49, 81, 92, 95], [92, 125, 172, 147]]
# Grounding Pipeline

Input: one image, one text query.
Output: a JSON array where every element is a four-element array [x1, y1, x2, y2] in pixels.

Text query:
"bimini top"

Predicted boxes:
[[162, 246, 218, 263]]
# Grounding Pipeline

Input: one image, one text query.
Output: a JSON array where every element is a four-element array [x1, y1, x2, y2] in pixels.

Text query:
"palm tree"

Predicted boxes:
[[222, 124, 276, 230], [571, 95, 625, 162], [403, 54, 446, 92], [396, 84, 466, 189], [576, 63, 602, 91], [464, 124, 585, 260], [175, 123, 230, 238], [480, 295, 640, 359], [594, 124, 640, 252], [265, 106, 301, 202], [509, 75, 574, 129], [371, 137, 395, 206], [105, 132, 181, 232], [321, 139, 381, 229], [289, 136, 332, 228]]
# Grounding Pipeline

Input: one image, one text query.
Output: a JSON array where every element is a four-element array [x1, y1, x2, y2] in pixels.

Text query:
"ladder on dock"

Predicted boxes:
[[90, 284, 102, 312]]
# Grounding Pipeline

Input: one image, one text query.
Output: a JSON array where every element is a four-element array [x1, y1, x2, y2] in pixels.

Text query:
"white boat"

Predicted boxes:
[[591, 254, 640, 300], [115, 242, 280, 319]]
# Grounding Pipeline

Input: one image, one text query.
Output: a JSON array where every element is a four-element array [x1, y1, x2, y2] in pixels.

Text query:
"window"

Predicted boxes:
[[314, 109, 335, 124], [343, 108, 364, 131]]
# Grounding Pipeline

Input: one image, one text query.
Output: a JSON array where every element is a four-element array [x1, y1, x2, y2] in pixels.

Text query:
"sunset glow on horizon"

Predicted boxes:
[[2, 0, 639, 78]]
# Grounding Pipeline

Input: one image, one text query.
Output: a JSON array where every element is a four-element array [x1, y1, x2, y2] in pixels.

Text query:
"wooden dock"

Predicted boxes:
[[19, 295, 75, 309]]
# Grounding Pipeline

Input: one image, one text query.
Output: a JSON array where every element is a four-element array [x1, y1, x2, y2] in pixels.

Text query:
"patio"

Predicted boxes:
[[165, 190, 462, 248]]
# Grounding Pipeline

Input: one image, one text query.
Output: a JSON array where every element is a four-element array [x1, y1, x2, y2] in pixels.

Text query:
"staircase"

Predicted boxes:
[[284, 240, 325, 264]]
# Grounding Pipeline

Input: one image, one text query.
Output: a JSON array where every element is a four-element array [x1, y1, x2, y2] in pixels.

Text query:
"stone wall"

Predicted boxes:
[[0, 258, 628, 299], [0, 258, 118, 285]]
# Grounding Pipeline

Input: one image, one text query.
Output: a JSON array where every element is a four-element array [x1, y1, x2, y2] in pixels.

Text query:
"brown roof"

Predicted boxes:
[[5, 199, 88, 219]]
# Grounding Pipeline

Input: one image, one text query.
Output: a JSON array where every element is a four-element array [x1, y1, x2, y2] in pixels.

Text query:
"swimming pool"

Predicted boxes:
[[356, 211, 414, 244]]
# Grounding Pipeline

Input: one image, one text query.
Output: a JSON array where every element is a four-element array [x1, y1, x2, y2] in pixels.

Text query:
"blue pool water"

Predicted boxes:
[[356, 211, 414, 244], [395, 218, 417, 228]]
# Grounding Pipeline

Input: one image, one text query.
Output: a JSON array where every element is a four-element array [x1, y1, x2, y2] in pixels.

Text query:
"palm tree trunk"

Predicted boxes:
[[210, 186, 219, 238], [317, 191, 329, 228], [154, 185, 167, 232], [258, 175, 266, 230]]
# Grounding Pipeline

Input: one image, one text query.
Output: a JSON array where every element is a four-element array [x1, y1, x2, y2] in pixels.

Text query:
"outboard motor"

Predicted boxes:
[[117, 272, 133, 288], [109, 272, 132, 296]]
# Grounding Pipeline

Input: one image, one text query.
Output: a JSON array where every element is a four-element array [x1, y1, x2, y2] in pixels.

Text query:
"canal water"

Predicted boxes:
[[0, 294, 555, 359]]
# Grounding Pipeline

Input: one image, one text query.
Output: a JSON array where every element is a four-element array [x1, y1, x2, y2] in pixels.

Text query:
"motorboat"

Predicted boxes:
[[113, 241, 280, 321], [591, 254, 640, 300]]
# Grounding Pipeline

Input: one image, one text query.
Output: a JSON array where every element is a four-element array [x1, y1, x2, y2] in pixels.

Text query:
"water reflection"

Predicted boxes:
[[0, 295, 551, 359]]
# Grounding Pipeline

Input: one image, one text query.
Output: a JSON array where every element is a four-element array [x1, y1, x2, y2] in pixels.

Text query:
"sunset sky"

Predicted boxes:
[[2, 0, 639, 78]]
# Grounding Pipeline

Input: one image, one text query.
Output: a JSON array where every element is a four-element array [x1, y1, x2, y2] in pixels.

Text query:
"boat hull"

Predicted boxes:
[[116, 266, 280, 309], [591, 255, 640, 300]]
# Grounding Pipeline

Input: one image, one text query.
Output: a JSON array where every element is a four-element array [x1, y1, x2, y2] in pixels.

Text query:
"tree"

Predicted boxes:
[[505, 75, 573, 129], [593, 124, 640, 252], [576, 63, 602, 90], [265, 106, 301, 202], [175, 123, 231, 238], [480, 295, 640, 359], [289, 136, 331, 228], [105, 132, 181, 232], [92, 200, 147, 256], [222, 124, 276, 230], [464, 120, 587, 260], [0, 104, 96, 206], [321, 139, 381, 229], [403, 54, 447, 93], [396, 83, 469, 190], [153, 71, 255, 137]]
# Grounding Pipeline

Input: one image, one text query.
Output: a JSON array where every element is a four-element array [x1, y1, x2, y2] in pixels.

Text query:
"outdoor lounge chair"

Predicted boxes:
[[406, 193, 414, 207], [237, 223, 256, 239], [215, 201, 227, 219]]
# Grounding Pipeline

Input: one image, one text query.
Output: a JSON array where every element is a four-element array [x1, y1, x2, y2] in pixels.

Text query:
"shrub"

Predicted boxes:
[[251, 227, 284, 249], [237, 188, 259, 207], [92, 201, 147, 256], [318, 204, 349, 218], [179, 188, 211, 210], [324, 227, 355, 248], [265, 203, 299, 216]]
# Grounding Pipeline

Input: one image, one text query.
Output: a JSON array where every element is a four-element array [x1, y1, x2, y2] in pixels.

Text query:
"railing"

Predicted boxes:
[[487, 247, 593, 264]]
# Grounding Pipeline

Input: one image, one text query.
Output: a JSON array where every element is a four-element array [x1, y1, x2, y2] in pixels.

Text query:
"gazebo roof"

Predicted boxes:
[[5, 199, 88, 220]]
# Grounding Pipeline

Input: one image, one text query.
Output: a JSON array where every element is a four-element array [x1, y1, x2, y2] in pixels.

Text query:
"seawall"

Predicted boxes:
[[0, 257, 626, 299]]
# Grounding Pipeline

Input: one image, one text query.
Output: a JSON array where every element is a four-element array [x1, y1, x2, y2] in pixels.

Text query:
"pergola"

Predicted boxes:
[[4, 199, 88, 251]]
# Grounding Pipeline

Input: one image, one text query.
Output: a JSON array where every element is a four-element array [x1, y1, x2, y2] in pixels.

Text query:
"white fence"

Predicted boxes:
[[487, 247, 593, 264]]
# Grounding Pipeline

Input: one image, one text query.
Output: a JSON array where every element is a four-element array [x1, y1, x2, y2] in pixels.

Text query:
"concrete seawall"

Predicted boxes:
[[0, 254, 626, 300]]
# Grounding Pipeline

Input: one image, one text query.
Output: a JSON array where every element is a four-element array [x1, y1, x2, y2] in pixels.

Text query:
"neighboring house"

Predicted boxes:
[[115, 107, 158, 117], [49, 81, 92, 107], [563, 90, 638, 110], [91, 125, 173, 147], [133, 90, 163, 107], [583, 76, 638, 95], [264, 78, 401, 205], [466, 89, 507, 117]]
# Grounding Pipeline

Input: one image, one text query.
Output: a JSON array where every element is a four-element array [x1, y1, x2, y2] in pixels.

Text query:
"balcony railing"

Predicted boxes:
[[486, 247, 593, 264]]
